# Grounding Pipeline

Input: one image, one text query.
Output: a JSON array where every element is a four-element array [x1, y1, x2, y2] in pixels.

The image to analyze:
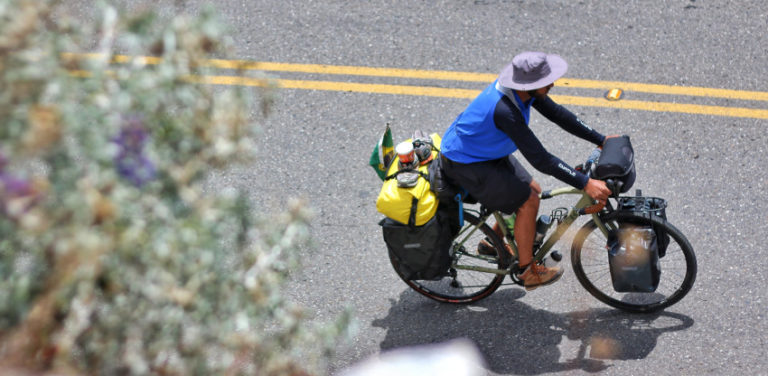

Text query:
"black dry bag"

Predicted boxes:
[[593, 135, 636, 193], [607, 223, 661, 293], [379, 212, 455, 281]]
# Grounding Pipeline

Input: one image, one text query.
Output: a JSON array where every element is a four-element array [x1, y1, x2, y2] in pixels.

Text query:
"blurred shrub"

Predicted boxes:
[[0, 1, 349, 374]]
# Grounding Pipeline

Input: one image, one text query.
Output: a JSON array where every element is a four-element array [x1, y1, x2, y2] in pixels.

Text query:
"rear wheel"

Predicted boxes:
[[571, 212, 697, 313], [390, 211, 510, 303]]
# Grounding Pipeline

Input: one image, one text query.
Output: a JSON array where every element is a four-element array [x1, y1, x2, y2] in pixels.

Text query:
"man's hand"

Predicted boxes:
[[584, 178, 611, 203], [601, 134, 621, 148]]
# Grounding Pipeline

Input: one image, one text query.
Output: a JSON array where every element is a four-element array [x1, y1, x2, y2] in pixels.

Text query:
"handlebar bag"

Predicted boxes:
[[593, 135, 636, 193], [606, 223, 661, 292]]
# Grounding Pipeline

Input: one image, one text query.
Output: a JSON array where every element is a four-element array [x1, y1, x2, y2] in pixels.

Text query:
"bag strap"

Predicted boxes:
[[408, 197, 418, 228], [384, 168, 429, 182], [454, 189, 467, 227]]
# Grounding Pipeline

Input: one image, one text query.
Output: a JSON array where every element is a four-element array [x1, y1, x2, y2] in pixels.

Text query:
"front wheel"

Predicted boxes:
[[571, 212, 697, 313], [391, 211, 511, 304]]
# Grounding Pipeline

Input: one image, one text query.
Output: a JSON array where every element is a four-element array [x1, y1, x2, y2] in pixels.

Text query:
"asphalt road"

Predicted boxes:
[[71, 1, 768, 374]]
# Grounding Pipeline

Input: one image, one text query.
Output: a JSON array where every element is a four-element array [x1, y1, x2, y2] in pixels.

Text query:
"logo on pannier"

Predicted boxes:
[[404, 243, 422, 249]]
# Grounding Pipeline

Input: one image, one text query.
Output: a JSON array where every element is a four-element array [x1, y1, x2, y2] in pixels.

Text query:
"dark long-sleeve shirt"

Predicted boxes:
[[494, 93, 605, 188]]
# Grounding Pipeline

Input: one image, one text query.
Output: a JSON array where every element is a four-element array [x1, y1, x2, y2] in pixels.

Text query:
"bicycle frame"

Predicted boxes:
[[396, 141, 695, 312], [451, 187, 613, 275]]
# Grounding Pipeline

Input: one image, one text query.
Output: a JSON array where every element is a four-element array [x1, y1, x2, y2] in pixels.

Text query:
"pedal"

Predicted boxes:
[[508, 261, 524, 286], [549, 250, 563, 262]]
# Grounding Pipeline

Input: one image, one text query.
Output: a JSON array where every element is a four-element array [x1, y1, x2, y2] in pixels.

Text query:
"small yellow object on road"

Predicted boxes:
[[605, 88, 623, 101]]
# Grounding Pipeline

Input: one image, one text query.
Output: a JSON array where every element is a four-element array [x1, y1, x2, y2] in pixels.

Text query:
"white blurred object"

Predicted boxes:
[[339, 339, 486, 376]]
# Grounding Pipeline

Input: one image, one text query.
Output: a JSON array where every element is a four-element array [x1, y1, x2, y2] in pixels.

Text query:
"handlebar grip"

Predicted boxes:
[[578, 202, 606, 215]]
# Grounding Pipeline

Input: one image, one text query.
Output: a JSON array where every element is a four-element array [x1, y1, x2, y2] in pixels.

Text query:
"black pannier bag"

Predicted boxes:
[[617, 195, 671, 258], [379, 206, 459, 280], [593, 135, 636, 193], [606, 223, 661, 293]]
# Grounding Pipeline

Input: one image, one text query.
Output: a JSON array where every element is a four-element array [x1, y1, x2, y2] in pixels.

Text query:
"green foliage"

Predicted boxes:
[[0, 1, 348, 374]]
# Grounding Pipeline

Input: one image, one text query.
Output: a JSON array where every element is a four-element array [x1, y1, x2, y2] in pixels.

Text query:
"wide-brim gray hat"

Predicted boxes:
[[498, 52, 568, 91]]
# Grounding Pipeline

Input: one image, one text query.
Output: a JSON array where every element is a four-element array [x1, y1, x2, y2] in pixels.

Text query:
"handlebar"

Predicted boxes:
[[541, 149, 619, 216]]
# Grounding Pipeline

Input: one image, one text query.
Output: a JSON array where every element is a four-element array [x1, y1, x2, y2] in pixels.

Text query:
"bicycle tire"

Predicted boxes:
[[389, 211, 510, 304], [571, 211, 697, 313]]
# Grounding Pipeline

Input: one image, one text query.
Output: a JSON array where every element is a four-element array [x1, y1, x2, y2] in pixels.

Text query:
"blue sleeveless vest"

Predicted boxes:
[[441, 81, 519, 163]]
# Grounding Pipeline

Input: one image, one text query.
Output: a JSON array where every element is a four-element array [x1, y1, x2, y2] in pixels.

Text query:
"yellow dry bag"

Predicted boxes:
[[375, 133, 441, 226]]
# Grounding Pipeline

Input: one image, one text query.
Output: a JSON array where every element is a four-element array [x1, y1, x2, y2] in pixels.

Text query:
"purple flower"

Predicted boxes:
[[0, 150, 44, 218], [1, 173, 39, 218], [113, 115, 149, 153], [114, 153, 157, 187], [113, 115, 156, 187], [1, 173, 34, 197], [0, 150, 33, 198]]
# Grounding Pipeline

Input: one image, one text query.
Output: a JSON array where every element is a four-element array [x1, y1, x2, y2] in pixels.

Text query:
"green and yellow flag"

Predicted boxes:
[[369, 124, 395, 180]]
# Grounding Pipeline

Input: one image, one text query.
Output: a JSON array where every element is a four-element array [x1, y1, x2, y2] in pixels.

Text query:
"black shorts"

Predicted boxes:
[[441, 154, 532, 214]]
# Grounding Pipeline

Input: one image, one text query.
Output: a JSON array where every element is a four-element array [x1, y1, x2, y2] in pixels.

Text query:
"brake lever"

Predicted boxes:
[[604, 178, 623, 198]]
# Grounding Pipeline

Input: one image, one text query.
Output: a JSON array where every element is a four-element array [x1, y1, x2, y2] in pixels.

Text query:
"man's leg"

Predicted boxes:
[[491, 180, 541, 260], [514, 180, 563, 290], [515, 181, 541, 267]]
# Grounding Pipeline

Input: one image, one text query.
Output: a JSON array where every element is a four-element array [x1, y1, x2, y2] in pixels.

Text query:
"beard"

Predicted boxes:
[[527, 87, 550, 99]]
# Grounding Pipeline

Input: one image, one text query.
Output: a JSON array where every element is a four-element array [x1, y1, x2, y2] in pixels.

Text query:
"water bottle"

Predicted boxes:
[[534, 214, 553, 245], [504, 213, 516, 232]]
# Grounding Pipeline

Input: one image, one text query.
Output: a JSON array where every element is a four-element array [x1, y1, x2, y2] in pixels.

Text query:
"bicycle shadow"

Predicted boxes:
[[371, 287, 695, 375]]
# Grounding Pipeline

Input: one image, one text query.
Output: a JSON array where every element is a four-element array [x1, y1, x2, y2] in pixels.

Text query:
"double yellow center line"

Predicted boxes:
[[66, 53, 768, 120]]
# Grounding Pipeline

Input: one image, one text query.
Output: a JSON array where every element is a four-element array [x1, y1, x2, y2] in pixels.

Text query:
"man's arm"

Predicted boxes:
[[532, 95, 606, 146], [494, 99, 589, 189]]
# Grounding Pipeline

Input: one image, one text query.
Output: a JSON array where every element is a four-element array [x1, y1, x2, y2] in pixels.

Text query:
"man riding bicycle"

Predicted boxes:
[[440, 51, 613, 290]]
